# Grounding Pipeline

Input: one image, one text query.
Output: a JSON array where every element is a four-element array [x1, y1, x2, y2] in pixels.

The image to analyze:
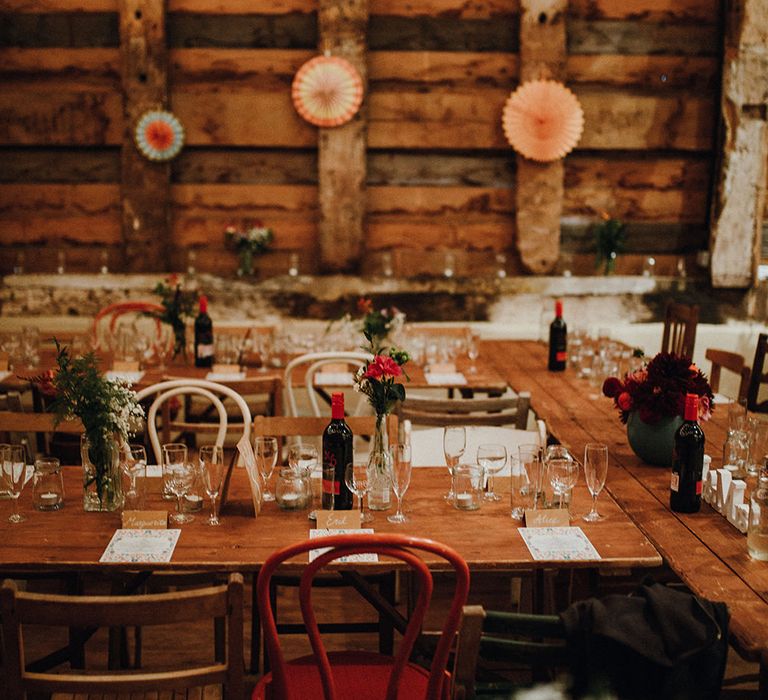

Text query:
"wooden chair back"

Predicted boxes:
[[747, 333, 768, 413], [705, 348, 751, 402], [0, 573, 245, 700], [452, 605, 568, 700], [661, 302, 699, 358], [164, 374, 283, 419], [397, 393, 530, 429], [257, 533, 469, 700]]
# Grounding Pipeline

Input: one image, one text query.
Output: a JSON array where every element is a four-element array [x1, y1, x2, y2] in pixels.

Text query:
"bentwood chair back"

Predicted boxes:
[[661, 302, 699, 359], [91, 300, 168, 352], [253, 533, 470, 700], [747, 333, 768, 412], [398, 392, 531, 429], [1, 573, 245, 700], [705, 348, 751, 403]]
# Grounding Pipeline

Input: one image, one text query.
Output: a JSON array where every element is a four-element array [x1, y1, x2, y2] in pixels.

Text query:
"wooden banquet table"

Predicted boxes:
[[483, 339, 768, 689]]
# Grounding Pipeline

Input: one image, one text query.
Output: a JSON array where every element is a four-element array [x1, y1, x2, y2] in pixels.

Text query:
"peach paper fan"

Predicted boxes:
[[502, 80, 584, 162], [292, 55, 364, 128]]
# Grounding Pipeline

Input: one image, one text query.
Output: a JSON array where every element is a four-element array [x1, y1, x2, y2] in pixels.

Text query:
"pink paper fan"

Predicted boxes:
[[502, 80, 584, 162], [292, 55, 364, 128]]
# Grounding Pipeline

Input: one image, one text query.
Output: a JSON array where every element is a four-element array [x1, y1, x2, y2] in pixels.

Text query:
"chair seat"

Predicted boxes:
[[252, 650, 450, 700]]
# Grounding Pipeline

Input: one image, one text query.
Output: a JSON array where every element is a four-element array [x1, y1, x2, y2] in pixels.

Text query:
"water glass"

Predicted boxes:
[[2, 445, 27, 523], [120, 444, 147, 510], [747, 416, 768, 476], [32, 457, 64, 511], [519, 444, 543, 509], [477, 443, 507, 501], [163, 460, 195, 524], [388, 444, 412, 524], [509, 456, 533, 521], [443, 426, 466, 500], [549, 458, 579, 513], [452, 464, 484, 511]]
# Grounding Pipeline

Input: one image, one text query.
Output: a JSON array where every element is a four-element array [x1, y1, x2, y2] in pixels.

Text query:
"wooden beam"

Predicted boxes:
[[515, 0, 567, 274], [710, 0, 768, 288], [317, 0, 368, 272], [119, 0, 171, 272]]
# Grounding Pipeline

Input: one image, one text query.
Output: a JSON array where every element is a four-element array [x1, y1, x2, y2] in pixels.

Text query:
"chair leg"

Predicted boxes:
[[378, 572, 396, 656], [250, 574, 261, 674], [263, 579, 278, 674]]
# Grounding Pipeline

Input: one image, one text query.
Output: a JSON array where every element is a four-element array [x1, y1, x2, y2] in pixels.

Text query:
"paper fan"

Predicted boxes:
[[134, 110, 184, 161], [292, 55, 364, 128], [502, 80, 584, 162]]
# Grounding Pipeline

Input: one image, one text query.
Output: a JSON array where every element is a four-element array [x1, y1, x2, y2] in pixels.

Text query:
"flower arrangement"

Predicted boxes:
[[602, 352, 714, 425], [225, 220, 273, 277], [593, 212, 626, 275], [357, 297, 405, 353], [354, 349, 411, 417], [148, 274, 196, 360]]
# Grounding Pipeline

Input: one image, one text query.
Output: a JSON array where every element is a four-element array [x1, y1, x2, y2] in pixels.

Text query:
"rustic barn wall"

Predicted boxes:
[[0, 0, 724, 278]]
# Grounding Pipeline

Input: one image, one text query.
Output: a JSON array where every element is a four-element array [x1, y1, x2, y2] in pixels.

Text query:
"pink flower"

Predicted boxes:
[[364, 355, 402, 380], [698, 395, 712, 421], [617, 392, 633, 411]]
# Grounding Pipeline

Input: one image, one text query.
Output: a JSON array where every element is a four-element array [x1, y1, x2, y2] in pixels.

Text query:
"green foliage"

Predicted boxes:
[[150, 276, 196, 359], [593, 216, 626, 274]]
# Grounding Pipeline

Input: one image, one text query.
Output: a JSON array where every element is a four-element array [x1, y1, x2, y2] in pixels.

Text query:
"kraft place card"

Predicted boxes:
[[121, 510, 168, 529], [309, 528, 377, 563], [100, 528, 181, 563], [518, 526, 600, 562], [315, 510, 361, 530], [524, 509, 570, 528]]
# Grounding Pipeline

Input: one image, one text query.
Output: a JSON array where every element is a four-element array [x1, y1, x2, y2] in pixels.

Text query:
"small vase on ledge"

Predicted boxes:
[[367, 414, 392, 511]]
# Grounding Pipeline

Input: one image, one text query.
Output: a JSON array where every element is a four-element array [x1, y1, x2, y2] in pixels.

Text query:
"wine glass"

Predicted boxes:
[[121, 444, 146, 508], [476, 443, 507, 501], [387, 444, 412, 524], [549, 458, 580, 512], [1, 444, 27, 524], [345, 462, 373, 524], [443, 426, 466, 500], [583, 442, 608, 522], [163, 460, 195, 524], [466, 333, 480, 374], [255, 436, 278, 502], [162, 443, 187, 500], [289, 443, 318, 520], [199, 445, 225, 526]]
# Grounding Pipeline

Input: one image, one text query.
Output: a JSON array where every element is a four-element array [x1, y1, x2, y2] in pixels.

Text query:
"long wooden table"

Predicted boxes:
[[483, 339, 768, 690]]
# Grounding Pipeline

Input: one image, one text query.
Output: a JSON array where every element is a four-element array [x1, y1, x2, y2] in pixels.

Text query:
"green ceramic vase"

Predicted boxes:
[[626, 411, 683, 467]]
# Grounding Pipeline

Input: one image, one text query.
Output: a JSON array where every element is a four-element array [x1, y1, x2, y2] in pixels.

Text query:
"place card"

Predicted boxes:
[[229, 435, 260, 516], [425, 372, 467, 386], [316, 510, 361, 529], [121, 510, 168, 529], [524, 509, 570, 528], [314, 372, 354, 386], [429, 362, 456, 374], [309, 528, 377, 563], [105, 369, 145, 384], [518, 526, 601, 561], [99, 528, 181, 563]]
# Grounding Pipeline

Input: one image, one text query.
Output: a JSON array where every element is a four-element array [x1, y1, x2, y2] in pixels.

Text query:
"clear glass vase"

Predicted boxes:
[[81, 433, 124, 512], [367, 414, 391, 511]]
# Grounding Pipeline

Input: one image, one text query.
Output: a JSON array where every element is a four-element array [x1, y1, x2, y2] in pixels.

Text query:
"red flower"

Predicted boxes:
[[364, 355, 402, 380], [602, 377, 622, 398], [357, 297, 373, 315], [617, 392, 632, 411]]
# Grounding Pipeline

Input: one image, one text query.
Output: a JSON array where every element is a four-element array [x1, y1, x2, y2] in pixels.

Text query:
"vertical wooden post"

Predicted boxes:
[[710, 0, 768, 288], [119, 0, 171, 272], [515, 0, 567, 274], [317, 0, 368, 272]]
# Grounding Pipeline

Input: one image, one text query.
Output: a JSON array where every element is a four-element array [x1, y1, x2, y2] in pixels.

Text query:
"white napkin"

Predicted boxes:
[[314, 372, 354, 386], [425, 372, 467, 386], [206, 371, 247, 381]]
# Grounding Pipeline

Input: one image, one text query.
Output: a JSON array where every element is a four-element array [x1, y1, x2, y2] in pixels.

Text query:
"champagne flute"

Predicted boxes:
[[549, 458, 579, 512], [443, 426, 466, 500], [345, 462, 373, 524], [255, 436, 278, 501], [163, 460, 195, 524], [477, 443, 507, 501], [289, 444, 318, 520], [583, 443, 608, 522], [199, 445, 225, 526], [387, 444, 412, 524], [121, 444, 146, 508], [466, 333, 480, 374], [2, 444, 27, 524]]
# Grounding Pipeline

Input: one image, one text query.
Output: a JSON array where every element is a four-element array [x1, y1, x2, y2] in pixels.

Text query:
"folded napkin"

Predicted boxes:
[[425, 372, 467, 386], [314, 372, 354, 386], [206, 371, 247, 381], [105, 370, 145, 385]]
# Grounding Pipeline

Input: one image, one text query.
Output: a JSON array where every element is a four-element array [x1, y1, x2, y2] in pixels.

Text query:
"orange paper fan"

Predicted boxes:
[[292, 55, 364, 128], [502, 80, 584, 162]]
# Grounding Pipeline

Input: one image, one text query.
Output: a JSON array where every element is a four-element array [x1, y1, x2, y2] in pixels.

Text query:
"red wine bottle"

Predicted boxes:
[[194, 295, 214, 368], [547, 299, 567, 371], [322, 393, 354, 510], [670, 393, 705, 513]]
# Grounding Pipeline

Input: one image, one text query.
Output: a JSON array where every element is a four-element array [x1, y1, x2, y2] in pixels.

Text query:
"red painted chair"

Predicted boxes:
[[91, 300, 168, 352], [253, 533, 470, 700]]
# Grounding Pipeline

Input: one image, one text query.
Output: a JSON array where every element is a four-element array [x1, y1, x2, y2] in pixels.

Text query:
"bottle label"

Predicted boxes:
[[322, 479, 339, 495], [696, 480, 702, 495], [555, 351, 567, 362], [197, 344, 214, 358], [670, 472, 680, 492]]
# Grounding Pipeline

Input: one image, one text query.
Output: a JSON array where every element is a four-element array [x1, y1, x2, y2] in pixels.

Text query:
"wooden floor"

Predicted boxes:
[[9, 569, 760, 699]]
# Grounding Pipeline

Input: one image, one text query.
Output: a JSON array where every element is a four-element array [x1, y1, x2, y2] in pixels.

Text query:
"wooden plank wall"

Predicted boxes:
[[0, 0, 725, 277]]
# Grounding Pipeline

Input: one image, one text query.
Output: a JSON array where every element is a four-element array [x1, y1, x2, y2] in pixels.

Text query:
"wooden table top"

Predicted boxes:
[[482, 339, 768, 661], [0, 467, 659, 575]]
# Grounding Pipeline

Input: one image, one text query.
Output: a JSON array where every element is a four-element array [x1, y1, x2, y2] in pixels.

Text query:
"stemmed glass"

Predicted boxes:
[[121, 444, 146, 508], [387, 444, 413, 524], [162, 443, 187, 500], [583, 442, 608, 522], [2, 444, 27, 524], [199, 445, 224, 526], [345, 462, 373, 524], [163, 460, 195, 524], [477, 443, 507, 501], [466, 333, 480, 374], [443, 426, 466, 500], [549, 458, 580, 513], [288, 443, 319, 519], [255, 436, 279, 502]]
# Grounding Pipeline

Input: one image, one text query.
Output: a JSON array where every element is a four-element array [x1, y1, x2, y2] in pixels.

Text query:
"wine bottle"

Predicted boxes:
[[670, 393, 705, 513], [321, 393, 354, 510], [194, 295, 214, 368], [547, 299, 567, 371]]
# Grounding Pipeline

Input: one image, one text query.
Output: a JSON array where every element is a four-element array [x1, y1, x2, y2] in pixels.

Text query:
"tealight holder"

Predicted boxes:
[[32, 457, 64, 511], [452, 464, 484, 511], [275, 468, 309, 510]]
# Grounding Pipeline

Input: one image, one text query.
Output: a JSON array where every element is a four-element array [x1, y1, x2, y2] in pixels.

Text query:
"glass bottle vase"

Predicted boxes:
[[367, 414, 392, 511], [81, 433, 124, 512]]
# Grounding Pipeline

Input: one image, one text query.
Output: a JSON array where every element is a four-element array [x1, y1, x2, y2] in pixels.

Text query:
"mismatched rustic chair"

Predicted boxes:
[[253, 533, 469, 700], [397, 392, 531, 429], [91, 300, 168, 353], [747, 333, 768, 413], [661, 302, 699, 359], [705, 348, 751, 402], [1, 574, 245, 700]]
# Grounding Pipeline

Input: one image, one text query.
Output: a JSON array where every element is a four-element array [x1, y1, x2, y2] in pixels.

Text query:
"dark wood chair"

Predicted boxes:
[[747, 333, 768, 413], [1, 573, 245, 700], [706, 348, 751, 402], [661, 302, 699, 359]]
